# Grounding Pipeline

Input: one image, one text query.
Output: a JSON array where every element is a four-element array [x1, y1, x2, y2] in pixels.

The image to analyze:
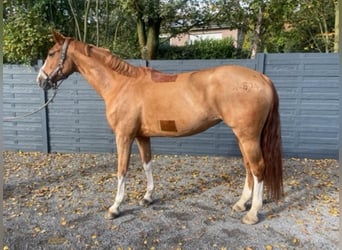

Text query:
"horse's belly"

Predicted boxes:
[[139, 116, 221, 137], [138, 81, 221, 137]]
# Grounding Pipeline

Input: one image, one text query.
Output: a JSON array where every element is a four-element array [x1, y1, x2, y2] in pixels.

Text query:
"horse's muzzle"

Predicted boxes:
[[37, 69, 58, 90], [39, 78, 53, 90]]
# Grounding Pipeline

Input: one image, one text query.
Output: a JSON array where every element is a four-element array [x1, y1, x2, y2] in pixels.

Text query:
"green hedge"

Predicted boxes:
[[158, 37, 248, 59]]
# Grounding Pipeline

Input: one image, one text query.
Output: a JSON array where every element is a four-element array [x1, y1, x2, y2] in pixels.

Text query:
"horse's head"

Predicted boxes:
[[37, 31, 76, 90]]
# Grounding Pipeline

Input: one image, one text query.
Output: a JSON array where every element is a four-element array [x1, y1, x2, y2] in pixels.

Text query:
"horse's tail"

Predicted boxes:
[[261, 81, 283, 201]]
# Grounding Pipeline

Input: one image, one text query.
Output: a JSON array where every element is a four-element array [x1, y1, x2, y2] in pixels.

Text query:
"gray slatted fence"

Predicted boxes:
[[3, 53, 340, 158]]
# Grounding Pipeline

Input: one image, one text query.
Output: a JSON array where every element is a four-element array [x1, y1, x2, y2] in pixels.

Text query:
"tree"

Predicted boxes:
[[249, 0, 265, 58], [3, 2, 52, 64], [273, 0, 335, 52], [213, 0, 298, 56], [65, 0, 106, 43], [117, 0, 228, 59], [235, 0, 336, 54], [292, 0, 336, 52], [3, 0, 339, 63]]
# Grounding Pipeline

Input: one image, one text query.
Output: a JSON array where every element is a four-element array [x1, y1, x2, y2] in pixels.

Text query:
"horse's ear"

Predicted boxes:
[[52, 31, 65, 45], [84, 44, 93, 56]]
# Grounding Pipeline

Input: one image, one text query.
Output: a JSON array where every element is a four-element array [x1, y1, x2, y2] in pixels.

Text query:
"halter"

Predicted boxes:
[[39, 38, 70, 90], [4, 39, 70, 121]]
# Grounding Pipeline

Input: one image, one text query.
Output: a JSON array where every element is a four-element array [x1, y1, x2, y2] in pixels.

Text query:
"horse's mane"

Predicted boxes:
[[74, 40, 177, 82], [81, 42, 140, 77]]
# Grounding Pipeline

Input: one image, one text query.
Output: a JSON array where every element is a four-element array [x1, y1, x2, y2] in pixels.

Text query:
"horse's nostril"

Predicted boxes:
[[38, 79, 44, 88], [38, 79, 49, 90]]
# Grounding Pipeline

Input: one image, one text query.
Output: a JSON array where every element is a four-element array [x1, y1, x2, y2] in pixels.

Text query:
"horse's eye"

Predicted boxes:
[[48, 51, 56, 57]]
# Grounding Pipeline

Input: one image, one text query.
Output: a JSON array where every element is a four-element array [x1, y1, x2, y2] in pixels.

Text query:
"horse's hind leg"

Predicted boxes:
[[136, 136, 154, 206], [234, 137, 265, 224], [232, 142, 253, 212]]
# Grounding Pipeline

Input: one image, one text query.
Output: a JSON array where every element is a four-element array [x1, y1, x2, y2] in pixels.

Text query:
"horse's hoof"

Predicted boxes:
[[231, 203, 246, 213], [104, 210, 119, 220], [241, 213, 259, 225], [139, 198, 153, 207]]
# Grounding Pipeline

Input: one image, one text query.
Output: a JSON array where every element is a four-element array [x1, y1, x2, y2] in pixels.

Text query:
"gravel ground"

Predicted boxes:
[[3, 151, 339, 250]]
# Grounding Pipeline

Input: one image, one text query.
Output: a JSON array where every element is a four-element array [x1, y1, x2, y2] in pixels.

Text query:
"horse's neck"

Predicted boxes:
[[71, 49, 122, 99], [70, 43, 143, 99]]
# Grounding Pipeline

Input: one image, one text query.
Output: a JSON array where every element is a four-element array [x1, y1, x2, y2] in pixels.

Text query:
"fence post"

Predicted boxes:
[[255, 53, 266, 73], [38, 60, 50, 153]]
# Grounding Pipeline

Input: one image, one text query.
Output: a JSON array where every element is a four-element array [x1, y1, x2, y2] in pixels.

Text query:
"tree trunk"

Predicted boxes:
[[334, 0, 339, 52], [105, 0, 109, 45], [145, 19, 161, 59], [236, 28, 246, 50], [251, 5, 263, 59], [131, 0, 161, 60], [137, 18, 161, 60], [67, 0, 81, 40], [83, 0, 91, 42], [95, 0, 99, 46], [321, 17, 330, 52], [113, 20, 121, 50], [137, 18, 147, 59]]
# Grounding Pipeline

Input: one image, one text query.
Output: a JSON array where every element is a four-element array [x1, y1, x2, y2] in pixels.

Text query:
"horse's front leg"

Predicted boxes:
[[136, 136, 154, 206], [105, 135, 133, 220]]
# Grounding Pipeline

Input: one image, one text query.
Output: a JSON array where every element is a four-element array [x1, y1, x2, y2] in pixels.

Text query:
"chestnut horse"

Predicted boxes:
[[37, 31, 283, 224]]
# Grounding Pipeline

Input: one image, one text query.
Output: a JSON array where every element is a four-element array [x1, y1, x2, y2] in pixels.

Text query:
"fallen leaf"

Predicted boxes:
[[34, 226, 41, 233], [292, 237, 300, 245], [48, 236, 68, 245], [245, 247, 254, 250], [329, 206, 339, 216], [265, 245, 273, 250], [60, 217, 67, 226]]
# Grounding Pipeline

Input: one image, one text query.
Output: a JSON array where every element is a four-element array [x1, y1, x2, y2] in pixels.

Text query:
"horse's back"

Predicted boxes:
[[188, 65, 270, 88], [186, 64, 274, 105]]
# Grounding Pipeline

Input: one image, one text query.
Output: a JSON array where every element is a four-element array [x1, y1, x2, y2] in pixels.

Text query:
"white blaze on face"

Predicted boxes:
[[36, 60, 48, 85]]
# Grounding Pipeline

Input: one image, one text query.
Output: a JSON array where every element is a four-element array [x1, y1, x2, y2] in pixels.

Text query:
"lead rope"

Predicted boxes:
[[3, 80, 63, 122]]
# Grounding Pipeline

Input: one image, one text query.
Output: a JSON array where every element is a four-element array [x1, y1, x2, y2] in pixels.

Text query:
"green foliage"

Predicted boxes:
[[109, 30, 141, 59], [288, 0, 336, 52], [4, 7, 52, 64], [158, 38, 248, 59], [246, 0, 336, 53], [2, 0, 338, 63]]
